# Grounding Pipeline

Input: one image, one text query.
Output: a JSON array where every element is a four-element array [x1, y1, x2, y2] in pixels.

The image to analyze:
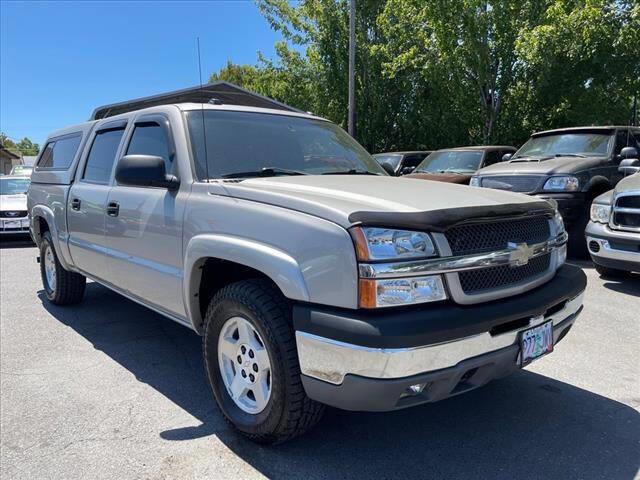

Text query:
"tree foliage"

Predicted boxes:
[[0, 133, 40, 156], [210, 0, 639, 152]]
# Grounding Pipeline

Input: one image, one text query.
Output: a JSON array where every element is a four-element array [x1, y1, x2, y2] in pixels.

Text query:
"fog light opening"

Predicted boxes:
[[401, 382, 428, 398], [588, 240, 600, 253]]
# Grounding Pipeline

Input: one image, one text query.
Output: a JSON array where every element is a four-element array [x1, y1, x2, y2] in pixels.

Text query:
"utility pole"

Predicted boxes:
[[348, 0, 356, 137], [633, 94, 637, 126]]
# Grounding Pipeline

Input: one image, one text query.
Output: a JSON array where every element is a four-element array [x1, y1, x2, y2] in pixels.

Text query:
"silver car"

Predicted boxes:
[[27, 84, 586, 444]]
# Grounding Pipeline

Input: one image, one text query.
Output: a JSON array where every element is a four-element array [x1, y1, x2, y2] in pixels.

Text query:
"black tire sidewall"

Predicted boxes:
[[40, 232, 58, 301], [203, 294, 289, 438]]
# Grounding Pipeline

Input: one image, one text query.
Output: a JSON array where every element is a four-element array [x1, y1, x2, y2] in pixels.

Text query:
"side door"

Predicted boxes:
[[104, 114, 185, 317], [67, 121, 127, 279]]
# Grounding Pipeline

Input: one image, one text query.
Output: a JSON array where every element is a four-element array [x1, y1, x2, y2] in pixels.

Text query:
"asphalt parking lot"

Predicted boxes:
[[1, 238, 638, 480]]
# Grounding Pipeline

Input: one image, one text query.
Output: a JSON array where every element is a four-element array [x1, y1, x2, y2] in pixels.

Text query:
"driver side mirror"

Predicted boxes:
[[618, 147, 639, 176], [400, 166, 415, 175], [501, 153, 513, 162], [619, 158, 640, 176], [380, 162, 397, 176], [115, 155, 179, 190]]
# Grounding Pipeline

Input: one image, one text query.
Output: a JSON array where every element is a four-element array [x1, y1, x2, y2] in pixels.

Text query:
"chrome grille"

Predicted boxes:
[[480, 176, 543, 193], [612, 194, 640, 231], [0, 210, 28, 218], [445, 215, 551, 256], [444, 215, 552, 297], [459, 253, 551, 294], [617, 196, 640, 208]]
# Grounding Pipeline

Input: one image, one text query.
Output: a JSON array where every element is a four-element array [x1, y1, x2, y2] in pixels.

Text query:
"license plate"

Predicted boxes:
[[2, 220, 21, 229], [520, 320, 554, 366]]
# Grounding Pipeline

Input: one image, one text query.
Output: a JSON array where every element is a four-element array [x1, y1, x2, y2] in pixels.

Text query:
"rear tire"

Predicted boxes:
[[202, 279, 325, 444], [40, 231, 86, 305], [594, 263, 628, 278]]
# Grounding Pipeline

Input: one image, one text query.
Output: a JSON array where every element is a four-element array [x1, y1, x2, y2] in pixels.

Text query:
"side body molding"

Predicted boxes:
[[183, 234, 311, 333], [30, 204, 74, 271]]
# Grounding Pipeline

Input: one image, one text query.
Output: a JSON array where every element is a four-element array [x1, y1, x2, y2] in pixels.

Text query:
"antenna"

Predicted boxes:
[[197, 37, 211, 181]]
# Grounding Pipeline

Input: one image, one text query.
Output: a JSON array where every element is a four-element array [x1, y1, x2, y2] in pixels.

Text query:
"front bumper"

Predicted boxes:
[[0, 217, 30, 234], [535, 193, 585, 227], [295, 264, 586, 411], [586, 221, 640, 272]]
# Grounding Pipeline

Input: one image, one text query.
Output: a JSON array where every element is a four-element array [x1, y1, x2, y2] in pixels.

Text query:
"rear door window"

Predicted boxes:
[[83, 128, 126, 184], [38, 133, 82, 169]]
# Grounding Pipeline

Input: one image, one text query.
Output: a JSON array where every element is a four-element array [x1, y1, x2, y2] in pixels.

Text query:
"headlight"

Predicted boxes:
[[543, 176, 579, 192], [469, 177, 481, 187], [351, 227, 437, 261], [359, 276, 447, 308], [552, 211, 565, 234], [590, 203, 611, 224], [550, 211, 567, 268]]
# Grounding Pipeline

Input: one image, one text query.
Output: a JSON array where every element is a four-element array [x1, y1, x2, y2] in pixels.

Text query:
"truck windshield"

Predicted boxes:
[[514, 133, 612, 158], [186, 110, 386, 179], [415, 150, 483, 174], [0, 178, 30, 195]]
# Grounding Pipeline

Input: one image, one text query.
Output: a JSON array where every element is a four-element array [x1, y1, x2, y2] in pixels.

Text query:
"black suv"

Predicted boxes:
[[471, 126, 640, 255], [373, 151, 432, 176]]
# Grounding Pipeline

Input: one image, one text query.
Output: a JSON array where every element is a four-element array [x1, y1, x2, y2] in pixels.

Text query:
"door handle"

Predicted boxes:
[[71, 198, 81, 211], [106, 201, 120, 217]]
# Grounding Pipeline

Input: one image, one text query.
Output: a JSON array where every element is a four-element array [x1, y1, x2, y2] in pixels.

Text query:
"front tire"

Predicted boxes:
[[202, 279, 324, 444], [39, 230, 86, 305]]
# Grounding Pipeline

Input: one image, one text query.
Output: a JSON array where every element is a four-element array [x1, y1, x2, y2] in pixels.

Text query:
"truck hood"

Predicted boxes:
[[478, 155, 608, 176], [614, 173, 640, 194], [219, 175, 550, 229], [0, 194, 27, 211]]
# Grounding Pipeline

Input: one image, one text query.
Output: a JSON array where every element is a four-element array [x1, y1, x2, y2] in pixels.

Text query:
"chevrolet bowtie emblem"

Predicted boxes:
[[507, 242, 534, 267]]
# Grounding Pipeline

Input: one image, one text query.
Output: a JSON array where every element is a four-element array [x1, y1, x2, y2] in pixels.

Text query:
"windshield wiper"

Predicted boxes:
[[554, 153, 586, 158], [322, 169, 380, 175], [221, 167, 309, 179]]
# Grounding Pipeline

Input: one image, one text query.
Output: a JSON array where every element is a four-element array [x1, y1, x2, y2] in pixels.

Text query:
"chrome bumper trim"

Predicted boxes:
[[358, 232, 568, 279], [587, 236, 640, 263], [609, 190, 640, 233], [296, 291, 584, 385]]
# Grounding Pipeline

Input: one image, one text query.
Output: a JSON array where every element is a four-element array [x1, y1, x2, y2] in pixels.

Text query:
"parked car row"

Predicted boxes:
[[27, 84, 593, 444], [375, 125, 640, 260]]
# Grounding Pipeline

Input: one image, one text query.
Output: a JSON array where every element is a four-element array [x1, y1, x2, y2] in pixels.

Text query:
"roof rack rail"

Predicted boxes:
[[89, 81, 304, 120]]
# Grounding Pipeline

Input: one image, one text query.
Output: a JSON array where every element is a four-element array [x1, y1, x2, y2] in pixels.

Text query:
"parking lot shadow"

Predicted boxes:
[[602, 276, 640, 296], [0, 235, 34, 249], [38, 283, 640, 480]]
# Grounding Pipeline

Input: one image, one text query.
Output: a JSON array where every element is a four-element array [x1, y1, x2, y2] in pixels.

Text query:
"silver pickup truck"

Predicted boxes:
[[28, 87, 586, 444]]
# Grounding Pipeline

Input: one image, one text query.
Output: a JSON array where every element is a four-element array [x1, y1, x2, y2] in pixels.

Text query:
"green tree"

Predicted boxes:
[[0, 133, 18, 152], [16, 137, 40, 156], [210, 0, 639, 151], [0, 133, 39, 156]]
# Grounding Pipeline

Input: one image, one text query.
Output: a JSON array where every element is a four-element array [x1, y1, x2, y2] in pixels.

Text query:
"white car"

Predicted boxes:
[[0, 176, 31, 235], [9, 165, 33, 176]]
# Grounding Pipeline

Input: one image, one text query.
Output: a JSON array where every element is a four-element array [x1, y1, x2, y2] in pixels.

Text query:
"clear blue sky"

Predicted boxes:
[[0, 0, 285, 145]]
